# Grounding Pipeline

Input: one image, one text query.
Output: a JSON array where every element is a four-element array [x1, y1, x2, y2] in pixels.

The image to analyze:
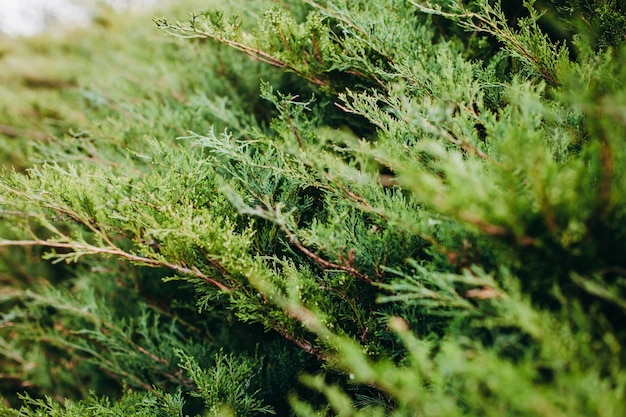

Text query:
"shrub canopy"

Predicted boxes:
[[0, 0, 625, 416]]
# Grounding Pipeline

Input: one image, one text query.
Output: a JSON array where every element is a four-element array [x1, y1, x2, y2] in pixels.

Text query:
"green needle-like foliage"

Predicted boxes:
[[0, 0, 625, 415]]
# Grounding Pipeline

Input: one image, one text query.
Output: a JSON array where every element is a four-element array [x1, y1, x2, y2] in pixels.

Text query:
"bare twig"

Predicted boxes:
[[281, 228, 374, 284], [0, 238, 231, 292]]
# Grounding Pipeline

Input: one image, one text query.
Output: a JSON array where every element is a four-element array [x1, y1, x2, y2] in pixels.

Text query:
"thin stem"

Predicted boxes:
[[0, 239, 231, 292]]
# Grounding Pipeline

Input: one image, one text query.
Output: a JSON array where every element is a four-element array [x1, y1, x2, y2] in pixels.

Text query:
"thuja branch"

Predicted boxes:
[[154, 16, 330, 88], [281, 227, 374, 285], [410, 0, 560, 86], [239, 201, 374, 284], [270, 318, 327, 360], [302, 0, 396, 65], [0, 238, 231, 292]]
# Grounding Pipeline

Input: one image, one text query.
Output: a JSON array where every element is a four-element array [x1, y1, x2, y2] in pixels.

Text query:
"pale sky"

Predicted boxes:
[[0, 0, 157, 36]]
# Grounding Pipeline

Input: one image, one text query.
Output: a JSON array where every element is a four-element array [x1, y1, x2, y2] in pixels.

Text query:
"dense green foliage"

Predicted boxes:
[[1, 0, 625, 415]]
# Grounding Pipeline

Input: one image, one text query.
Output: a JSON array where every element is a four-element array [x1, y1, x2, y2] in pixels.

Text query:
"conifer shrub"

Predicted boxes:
[[0, 0, 625, 415]]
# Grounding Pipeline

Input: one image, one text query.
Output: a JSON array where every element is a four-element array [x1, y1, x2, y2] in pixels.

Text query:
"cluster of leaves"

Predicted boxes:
[[0, 0, 625, 415]]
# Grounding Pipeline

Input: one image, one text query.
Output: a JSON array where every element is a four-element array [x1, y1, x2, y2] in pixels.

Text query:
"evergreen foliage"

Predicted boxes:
[[0, 0, 625, 415]]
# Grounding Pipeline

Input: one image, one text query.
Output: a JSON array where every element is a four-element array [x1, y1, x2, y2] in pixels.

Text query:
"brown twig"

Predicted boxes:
[[281, 228, 374, 284], [271, 318, 327, 360], [283, 102, 303, 148], [171, 22, 330, 88], [0, 238, 231, 292]]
